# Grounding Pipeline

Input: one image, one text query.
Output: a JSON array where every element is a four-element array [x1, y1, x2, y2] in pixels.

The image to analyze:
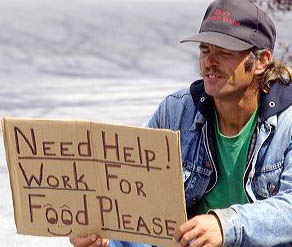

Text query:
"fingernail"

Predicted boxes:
[[96, 238, 102, 245], [189, 239, 196, 245], [90, 235, 97, 242]]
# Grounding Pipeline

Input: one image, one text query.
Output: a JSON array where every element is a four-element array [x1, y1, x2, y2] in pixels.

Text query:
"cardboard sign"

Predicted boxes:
[[2, 117, 186, 247]]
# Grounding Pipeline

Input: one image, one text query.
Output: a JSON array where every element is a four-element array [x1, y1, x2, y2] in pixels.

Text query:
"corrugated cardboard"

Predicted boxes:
[[2, 117, 187, 246]]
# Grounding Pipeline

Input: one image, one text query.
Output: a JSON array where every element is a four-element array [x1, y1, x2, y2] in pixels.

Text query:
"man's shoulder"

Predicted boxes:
[[161, 87, 195, 111], [161, 80, 206, 112], [166, 80, 204, 100], [148, 86, 199, 130], [277, 104, 292, 128], [164, 80, 203, 102], [166, 88, 192, 100]]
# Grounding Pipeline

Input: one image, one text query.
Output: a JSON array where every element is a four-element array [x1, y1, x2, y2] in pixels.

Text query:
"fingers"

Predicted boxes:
[[70, 234, 97, 247], [189, 236, 206, 247], [69, 235, 109, 247], [175, 227, 201, 247], [173, 217, 199, 243], [86, 238, 109, 247], [174, 215, 223, 247], [102, 239, 110, 247]]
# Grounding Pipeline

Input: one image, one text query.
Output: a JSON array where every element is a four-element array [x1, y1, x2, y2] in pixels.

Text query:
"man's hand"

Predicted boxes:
[[173, 214, 223, 247], [69, 234, 109, 247]]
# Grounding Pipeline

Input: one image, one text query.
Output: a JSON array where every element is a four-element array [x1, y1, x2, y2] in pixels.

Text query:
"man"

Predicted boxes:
[[70, 0, 292, 246]]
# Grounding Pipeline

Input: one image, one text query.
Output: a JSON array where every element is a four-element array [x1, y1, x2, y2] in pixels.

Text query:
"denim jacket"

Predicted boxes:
[[110, 80, 292, 247]]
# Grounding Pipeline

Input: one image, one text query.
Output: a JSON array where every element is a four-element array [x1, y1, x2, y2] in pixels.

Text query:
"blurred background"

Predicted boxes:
[[0, 0, 291, 246]]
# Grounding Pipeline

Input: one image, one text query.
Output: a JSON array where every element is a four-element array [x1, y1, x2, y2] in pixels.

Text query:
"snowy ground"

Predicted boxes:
[[0, 0, 291, 246]]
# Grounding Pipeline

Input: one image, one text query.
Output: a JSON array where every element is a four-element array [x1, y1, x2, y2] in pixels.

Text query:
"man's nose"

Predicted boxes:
[[205, 52, 219, 67]]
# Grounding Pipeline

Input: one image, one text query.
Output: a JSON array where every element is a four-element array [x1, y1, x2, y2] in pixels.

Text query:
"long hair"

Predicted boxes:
[[246, 49, 292, 93]]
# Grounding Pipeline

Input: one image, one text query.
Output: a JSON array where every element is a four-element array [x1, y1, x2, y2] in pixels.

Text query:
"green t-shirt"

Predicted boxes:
[[196, 108, 258, 215]]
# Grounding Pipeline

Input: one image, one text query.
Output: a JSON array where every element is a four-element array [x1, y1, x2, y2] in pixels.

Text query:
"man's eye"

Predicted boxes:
[[200, 49, 209, 54], [222, 51, 234, 56]]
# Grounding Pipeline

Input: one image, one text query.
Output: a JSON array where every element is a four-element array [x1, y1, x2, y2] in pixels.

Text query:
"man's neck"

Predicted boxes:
[[214, 90, 260, 136]]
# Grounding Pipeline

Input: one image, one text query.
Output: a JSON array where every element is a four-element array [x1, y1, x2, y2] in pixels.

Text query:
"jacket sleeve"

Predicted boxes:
[[210, 140, 292, 246]]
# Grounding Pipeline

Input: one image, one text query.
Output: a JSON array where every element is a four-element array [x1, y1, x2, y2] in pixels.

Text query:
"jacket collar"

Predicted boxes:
[[190, 80, 214, 122], [190, 79, 292, 122]]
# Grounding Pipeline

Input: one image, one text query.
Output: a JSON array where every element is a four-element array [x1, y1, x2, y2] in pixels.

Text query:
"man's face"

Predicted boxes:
[[199, 43, 255, 100]]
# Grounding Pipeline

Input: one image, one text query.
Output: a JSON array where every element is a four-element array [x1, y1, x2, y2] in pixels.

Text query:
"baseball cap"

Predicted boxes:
[[181, 0, 276, 51]]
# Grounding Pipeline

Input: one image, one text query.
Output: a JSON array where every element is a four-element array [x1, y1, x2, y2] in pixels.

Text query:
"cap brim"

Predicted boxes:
[[180, 31, 253, 51]]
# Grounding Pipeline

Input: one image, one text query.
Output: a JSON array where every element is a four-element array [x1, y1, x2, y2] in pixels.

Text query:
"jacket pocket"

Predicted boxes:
[[183, 160, 193, 183], [183, 159, 212, 208], [192, 165, 213, 201], [253, 160, 284, 199]]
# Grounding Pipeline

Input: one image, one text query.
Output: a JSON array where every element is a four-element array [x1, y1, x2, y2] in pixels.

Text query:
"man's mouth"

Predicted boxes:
[[205, 73, 224, 79]]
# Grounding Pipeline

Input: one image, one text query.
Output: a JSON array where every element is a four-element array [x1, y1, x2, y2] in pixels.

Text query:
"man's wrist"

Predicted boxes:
[[208, 211, 224, 247]]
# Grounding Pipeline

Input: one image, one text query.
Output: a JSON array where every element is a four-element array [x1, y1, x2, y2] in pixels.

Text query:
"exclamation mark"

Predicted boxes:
[[165, 136, 170, 169]]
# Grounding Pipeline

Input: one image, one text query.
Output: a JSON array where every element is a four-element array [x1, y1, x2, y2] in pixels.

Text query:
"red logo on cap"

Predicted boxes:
[[208, 8, 241, 26]]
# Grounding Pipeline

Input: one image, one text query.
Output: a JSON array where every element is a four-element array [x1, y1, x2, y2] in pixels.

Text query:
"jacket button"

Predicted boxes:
[[200, 97, 205, 103], [269, 101, 276, 108], [268, 183, 277, 195]]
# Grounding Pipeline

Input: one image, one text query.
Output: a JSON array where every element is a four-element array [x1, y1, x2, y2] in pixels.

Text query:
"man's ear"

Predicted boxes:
[[254, 50, 272, 75]]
